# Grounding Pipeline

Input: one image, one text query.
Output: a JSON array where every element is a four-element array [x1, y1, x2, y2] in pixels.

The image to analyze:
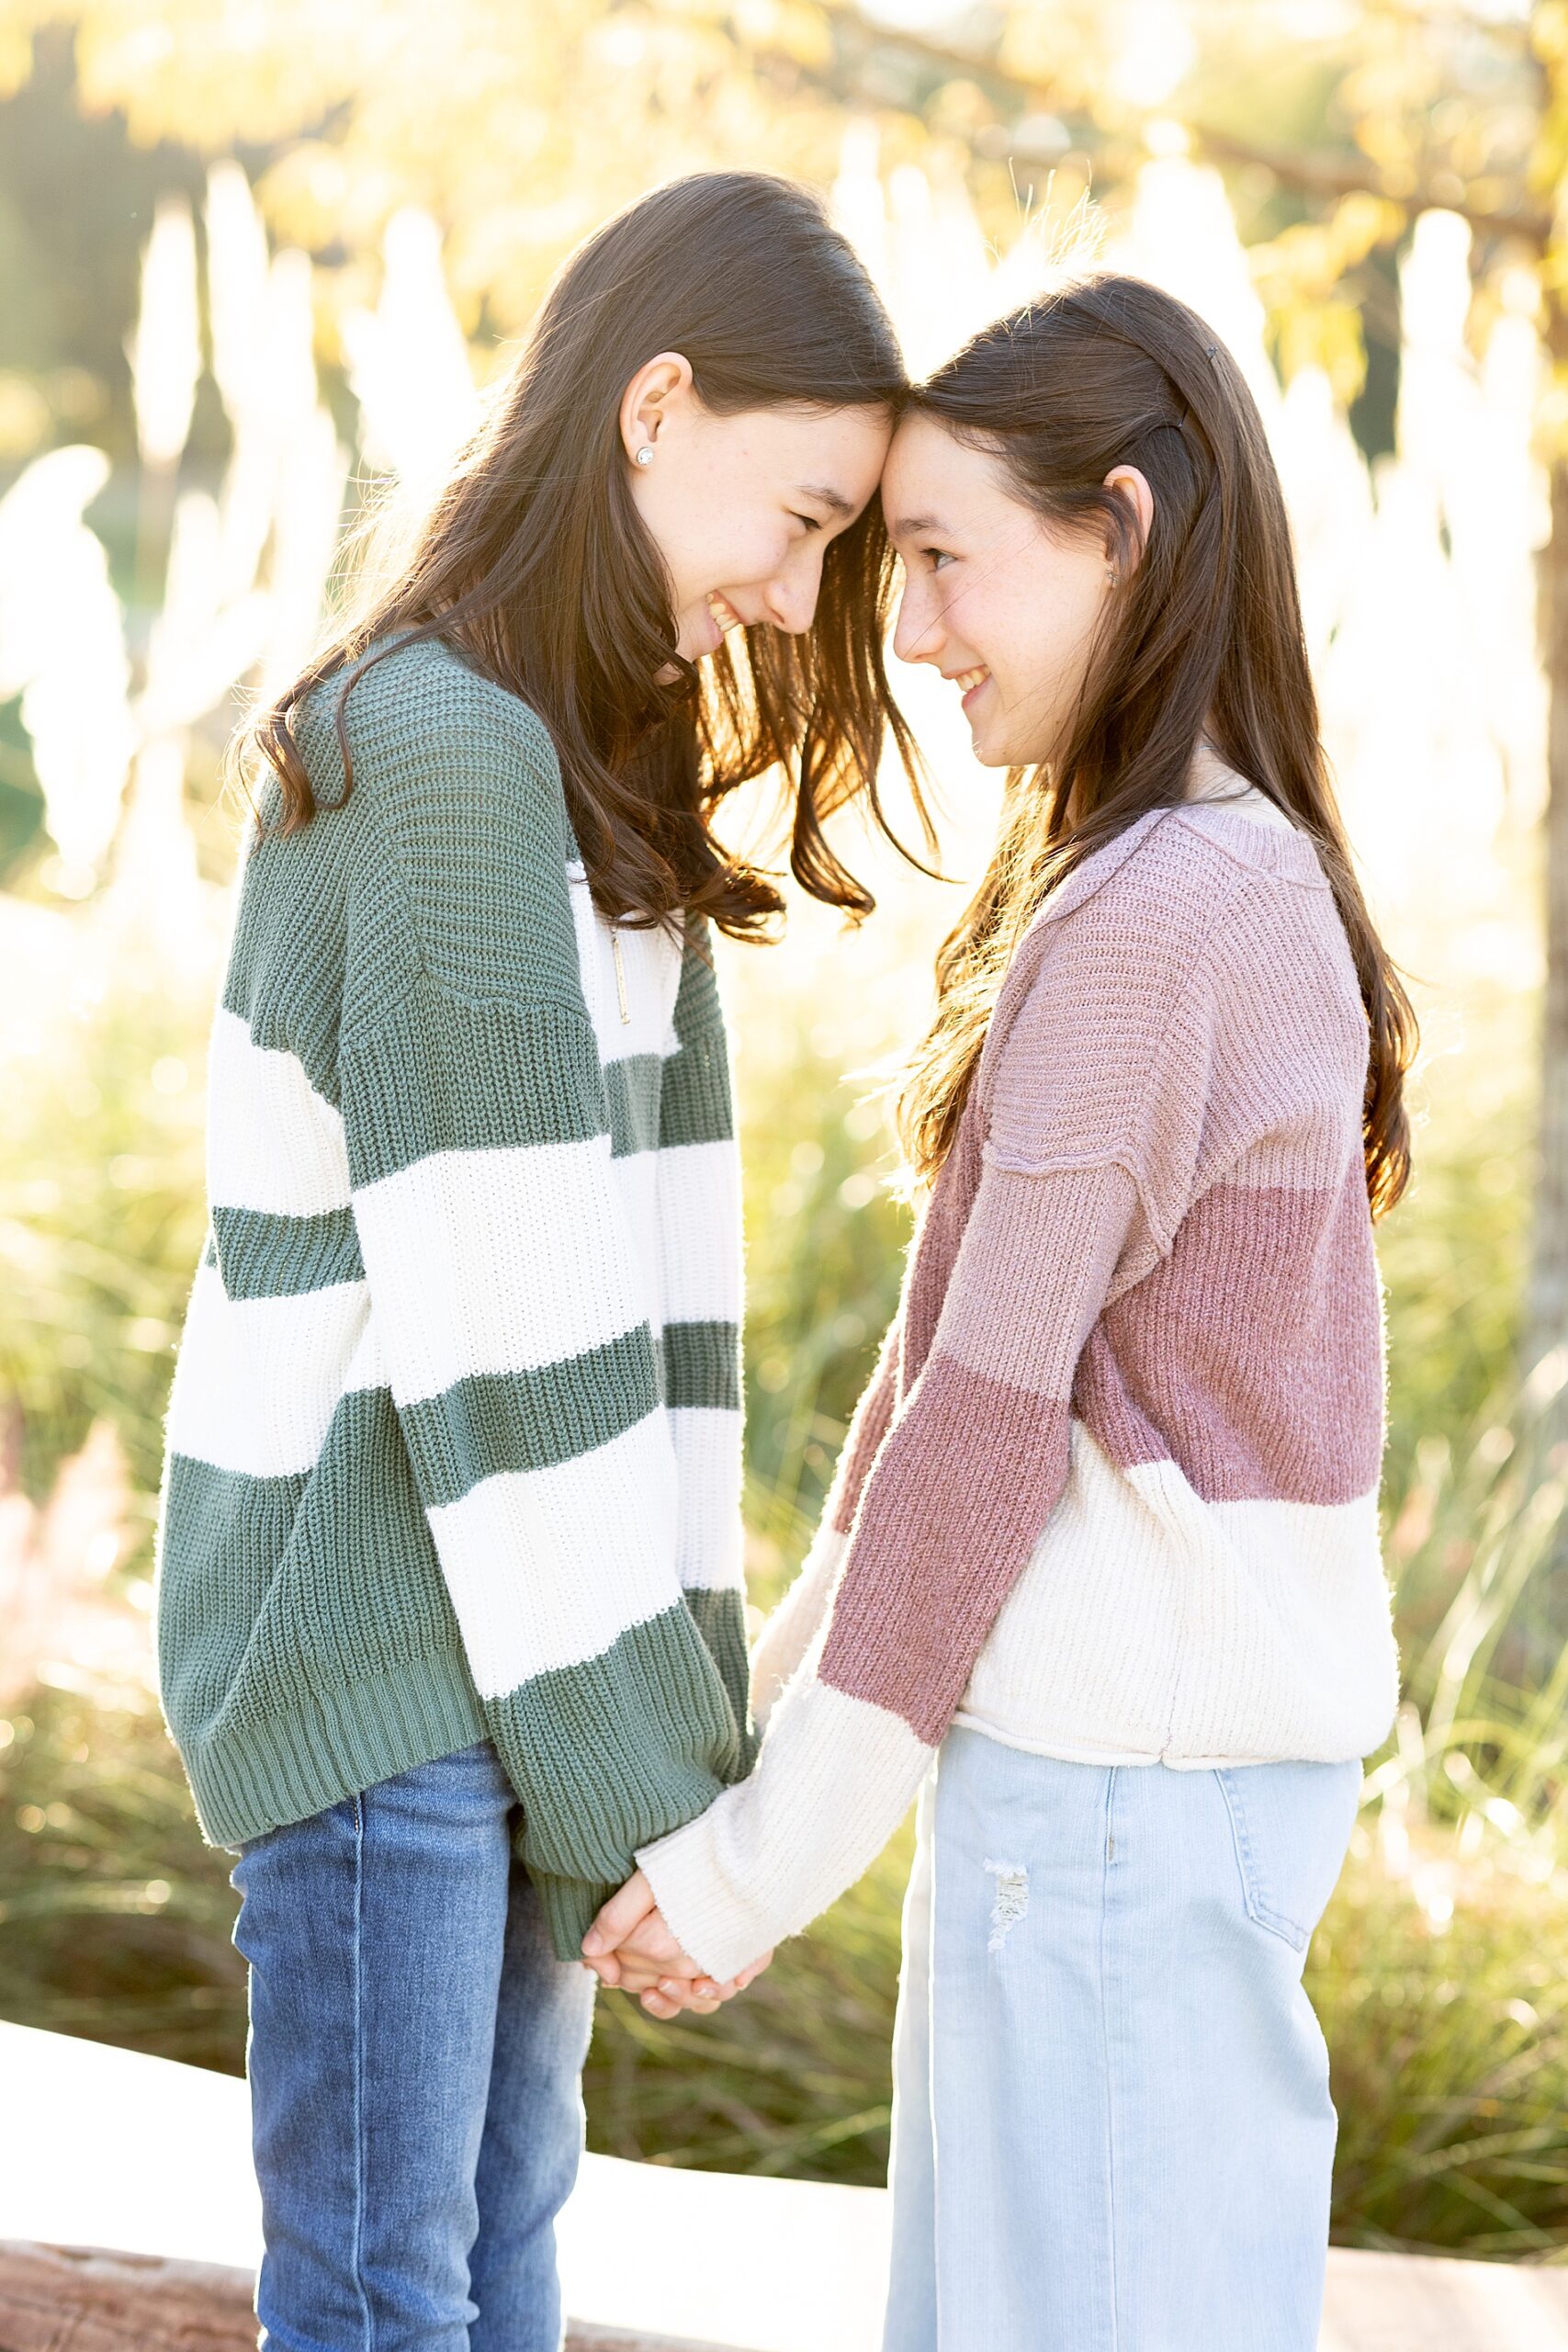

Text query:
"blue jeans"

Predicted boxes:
[[231, 1740, 596, 2352], [884, 1728, 1361, 2352]]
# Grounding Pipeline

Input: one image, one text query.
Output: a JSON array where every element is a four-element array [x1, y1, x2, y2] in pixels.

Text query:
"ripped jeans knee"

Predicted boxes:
[[983, 1857, 1029, 1953]]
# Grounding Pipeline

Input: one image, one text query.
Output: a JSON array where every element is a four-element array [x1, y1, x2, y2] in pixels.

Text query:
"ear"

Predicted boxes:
[[1103, 463, 1155, 571], [619, 350, 695, 465]]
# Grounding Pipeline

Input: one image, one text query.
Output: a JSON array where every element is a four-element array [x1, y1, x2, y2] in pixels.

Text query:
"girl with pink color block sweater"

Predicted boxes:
[[585, 275, 1416, 2351]]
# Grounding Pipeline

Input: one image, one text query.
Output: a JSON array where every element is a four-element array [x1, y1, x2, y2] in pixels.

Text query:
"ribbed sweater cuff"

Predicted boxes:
[[530, 1867, 622, 1966], [637, 1675, 933, 1983], [637, 1808, 779, 1984]]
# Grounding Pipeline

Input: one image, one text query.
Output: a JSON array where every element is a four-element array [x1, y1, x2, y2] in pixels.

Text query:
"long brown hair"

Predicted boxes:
[[241, 172, 924, 935], [897, 272, 1416, 1216]]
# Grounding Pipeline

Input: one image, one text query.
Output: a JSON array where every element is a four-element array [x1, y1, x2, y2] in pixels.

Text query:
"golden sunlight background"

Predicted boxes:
[[4, 0, 1568, 2247]]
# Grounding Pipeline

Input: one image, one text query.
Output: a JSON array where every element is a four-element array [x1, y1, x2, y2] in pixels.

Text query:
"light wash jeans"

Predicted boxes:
[[884, 1726, 1361, 2352], [231, 1740, 596, 2352]]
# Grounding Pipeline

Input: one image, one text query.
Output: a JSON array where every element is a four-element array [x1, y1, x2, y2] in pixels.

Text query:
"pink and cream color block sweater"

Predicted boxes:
[[638, 791, 1400, 1982]]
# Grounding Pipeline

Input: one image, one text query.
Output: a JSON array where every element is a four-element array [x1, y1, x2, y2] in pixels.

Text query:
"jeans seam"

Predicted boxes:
[[1099, 1766, 1120, 2352], [350, 1788, 373, 2351]]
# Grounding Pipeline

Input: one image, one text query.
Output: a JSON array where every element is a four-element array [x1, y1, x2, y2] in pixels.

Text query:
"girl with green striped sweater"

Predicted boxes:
[[153, 173, 912, 2351]]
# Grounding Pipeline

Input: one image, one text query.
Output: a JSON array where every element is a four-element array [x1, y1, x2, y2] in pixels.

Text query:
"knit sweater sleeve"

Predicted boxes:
[[657, 918, 752, 1742], [333, 664, 742, 1957], [637, 880, 1225, 1980]]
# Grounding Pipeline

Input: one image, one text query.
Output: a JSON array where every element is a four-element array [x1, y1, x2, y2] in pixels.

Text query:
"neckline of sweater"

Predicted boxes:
[[1034, 800, 1325, 932]]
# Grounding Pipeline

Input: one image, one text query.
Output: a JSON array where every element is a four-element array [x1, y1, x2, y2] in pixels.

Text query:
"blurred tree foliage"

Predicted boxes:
[[0, 6, 1542, 482], [0, 7, 1540, 333], [0, 4, 1547, 655], [0, 5, 1315, 354], [0, 933, 207, 1510], [0, 23, 219, 465]]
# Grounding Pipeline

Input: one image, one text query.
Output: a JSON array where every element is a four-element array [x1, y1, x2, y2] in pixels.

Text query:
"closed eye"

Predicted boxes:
[[790, 511, 823, 532]]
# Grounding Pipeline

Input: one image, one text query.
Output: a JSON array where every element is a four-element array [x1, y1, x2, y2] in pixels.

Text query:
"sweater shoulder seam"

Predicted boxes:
[[978, 1140, 1179, 1261], [330, 660, 585, 1045], [338, 971, 598, 1061]]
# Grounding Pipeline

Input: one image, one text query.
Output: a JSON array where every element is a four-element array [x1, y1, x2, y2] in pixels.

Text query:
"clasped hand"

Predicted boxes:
[[580, 1870, 772, 2018]]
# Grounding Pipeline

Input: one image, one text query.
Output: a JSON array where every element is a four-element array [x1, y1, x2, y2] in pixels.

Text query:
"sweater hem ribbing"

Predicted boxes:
[[948, 1707, 1386, 1769], [179, 1641, 488, 1850]]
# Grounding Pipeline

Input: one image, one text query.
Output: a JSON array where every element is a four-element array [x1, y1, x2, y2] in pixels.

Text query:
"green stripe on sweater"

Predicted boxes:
[[687, 1582, 752, 1750], [660, 928, 734, 1148], [604, 1054, 663, 1158], [340, 990, 605, 1186], [662, 1320, 742, 1412], [211, 1203, 364, 1299], [159, 1386, 460, 1747], [400, 1329, 663, 1509]]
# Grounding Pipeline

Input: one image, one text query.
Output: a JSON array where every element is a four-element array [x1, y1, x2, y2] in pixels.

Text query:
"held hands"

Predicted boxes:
[[581, 1870, 772, 2020]]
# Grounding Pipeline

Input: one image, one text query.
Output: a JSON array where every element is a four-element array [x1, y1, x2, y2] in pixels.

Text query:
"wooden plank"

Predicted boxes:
[[0, 2242, 744, 2352], [0, 2242, 258, 2352], [12, 2234, 1568, 2352]]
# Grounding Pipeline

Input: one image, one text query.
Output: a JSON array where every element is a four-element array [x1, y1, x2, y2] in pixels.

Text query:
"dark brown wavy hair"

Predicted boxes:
[[897, 272, 1416, 1218], [240, 172, 926, 935]]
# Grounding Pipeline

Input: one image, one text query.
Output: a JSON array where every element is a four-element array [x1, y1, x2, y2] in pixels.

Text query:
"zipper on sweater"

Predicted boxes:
[[611, 929, 631, 1023]]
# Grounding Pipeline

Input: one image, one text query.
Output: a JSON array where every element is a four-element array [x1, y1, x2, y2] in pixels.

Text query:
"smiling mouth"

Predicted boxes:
[[707, 593, 745, 636], [953, 664, 989, 703]]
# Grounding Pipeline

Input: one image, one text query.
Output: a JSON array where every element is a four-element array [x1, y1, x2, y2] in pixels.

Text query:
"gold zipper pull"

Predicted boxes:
[[611, 929, 631, 1024]]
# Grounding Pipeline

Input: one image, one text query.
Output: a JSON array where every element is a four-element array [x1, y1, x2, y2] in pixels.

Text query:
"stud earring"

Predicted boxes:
[[1105, 566, 1121, 586], [634, 445, 655, 468]]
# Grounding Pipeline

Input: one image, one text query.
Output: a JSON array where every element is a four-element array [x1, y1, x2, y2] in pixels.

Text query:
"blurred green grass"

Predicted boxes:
[[6, 928, 1568, 2253], [0, 909, 207, 1512]]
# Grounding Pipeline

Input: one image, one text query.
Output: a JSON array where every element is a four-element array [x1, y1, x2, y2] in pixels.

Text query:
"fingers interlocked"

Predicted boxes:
[[580, 1867, 772, 2017]]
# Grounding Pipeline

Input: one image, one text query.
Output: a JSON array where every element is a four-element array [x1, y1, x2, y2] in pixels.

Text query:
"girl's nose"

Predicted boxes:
[[763, 582, 813, 637], [763, 543, 827, 637], [893, 581, 942, 667]]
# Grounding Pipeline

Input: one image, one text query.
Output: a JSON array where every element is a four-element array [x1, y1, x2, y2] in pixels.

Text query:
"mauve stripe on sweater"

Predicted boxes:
[[1079, 1170, 1385, 1503]]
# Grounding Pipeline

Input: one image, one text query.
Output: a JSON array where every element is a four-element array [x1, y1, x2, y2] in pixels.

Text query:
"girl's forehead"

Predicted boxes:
[[886, 413, 987, 481], [887, 408, 954, 457], [884, 416, 1011, 522]]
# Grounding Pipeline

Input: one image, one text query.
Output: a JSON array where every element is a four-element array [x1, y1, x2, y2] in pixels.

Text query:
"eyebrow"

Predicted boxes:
[[795, 481, 856, 518], [886, 512, 950, 541]]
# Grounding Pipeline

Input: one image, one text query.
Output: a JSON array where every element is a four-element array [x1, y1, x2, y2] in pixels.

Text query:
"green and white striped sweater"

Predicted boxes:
[[154, 633, 753, 1958]]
